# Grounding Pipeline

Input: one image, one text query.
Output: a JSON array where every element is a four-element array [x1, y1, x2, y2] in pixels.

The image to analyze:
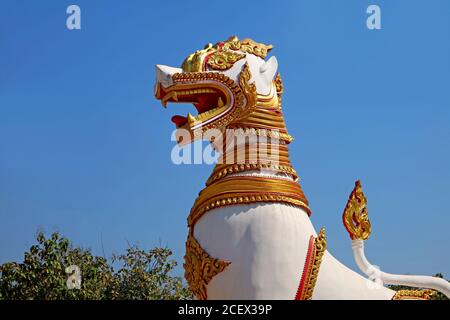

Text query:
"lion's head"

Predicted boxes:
[[154, 36, 282, 145]]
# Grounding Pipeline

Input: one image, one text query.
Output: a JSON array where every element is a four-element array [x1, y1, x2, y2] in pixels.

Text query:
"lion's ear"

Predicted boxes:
[[259, 56, 278, 84]]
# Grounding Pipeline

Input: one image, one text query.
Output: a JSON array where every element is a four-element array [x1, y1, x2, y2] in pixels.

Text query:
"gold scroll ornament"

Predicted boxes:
[[207, 51, 246, 71], [342, 180, 371, 241], [182, 36, 272, 73], [184, 232, 231, 300], [392, 289, 435, 300]]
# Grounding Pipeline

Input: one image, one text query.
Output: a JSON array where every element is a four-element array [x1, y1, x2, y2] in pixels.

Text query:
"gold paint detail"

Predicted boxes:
[[207, 51, 246, 71], [221, 36, 273, 59], [392, 289, 435, 300], [182, 43, 215, 73], [342, 180, 372, 241], [170, 71, 244, 134], [181, 36, 272, 73], [188, 176, 311, 227], [274, 73, 283, 109], [190, 194, 310, 228], [237, 62, 257, 120], [206, 162, 298, 186], [231, 127, 293, 143], [300, 228, 327, 300], [164, 37, 292, 144], [170, 63, 257, 137], [228, 82, 292, 142], [208, 142, 296, 185], [184, 231, 231, 300]]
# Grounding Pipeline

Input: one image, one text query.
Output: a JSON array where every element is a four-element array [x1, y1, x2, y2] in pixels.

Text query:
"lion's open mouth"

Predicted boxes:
[[156, 81, 231, 129]]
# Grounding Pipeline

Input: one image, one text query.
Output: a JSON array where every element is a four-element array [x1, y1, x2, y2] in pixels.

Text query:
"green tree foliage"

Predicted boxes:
[[0, 232, 192, 300]]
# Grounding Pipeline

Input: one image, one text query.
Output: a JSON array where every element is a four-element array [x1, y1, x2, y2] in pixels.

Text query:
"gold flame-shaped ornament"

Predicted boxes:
[[342, 180, 372, 241]]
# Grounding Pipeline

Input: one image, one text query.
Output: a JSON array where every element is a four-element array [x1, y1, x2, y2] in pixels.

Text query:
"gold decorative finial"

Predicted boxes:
[[342, 180, 372, 240]]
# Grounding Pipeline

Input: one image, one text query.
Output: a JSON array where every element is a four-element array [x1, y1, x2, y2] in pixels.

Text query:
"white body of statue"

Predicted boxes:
[[194, 174, 395, 300]]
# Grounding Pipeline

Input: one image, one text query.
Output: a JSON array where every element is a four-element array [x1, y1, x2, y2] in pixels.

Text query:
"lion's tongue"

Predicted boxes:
[[195, 95, 214, 113], [171, 96, 217, 127], [171, 115, 187, 127]]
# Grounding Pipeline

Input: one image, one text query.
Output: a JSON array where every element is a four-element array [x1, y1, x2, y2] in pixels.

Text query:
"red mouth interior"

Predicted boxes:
[[169, 91, 225, 127]]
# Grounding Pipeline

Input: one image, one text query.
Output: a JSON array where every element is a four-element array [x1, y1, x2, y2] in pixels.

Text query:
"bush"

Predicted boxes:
[[0, 232, 192, 300]]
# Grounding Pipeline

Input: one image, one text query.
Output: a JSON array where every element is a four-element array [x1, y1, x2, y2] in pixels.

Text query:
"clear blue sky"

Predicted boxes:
[[1, 0, 449, 278]]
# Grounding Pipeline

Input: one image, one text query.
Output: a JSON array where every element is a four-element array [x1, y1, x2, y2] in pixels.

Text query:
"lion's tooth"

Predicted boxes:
[[217, 97, 224, 108], [187, 112, 195, 124]]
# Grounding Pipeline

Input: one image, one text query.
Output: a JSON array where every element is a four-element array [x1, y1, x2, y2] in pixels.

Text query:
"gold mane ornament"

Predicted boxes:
[[182, 36, 273, 73]]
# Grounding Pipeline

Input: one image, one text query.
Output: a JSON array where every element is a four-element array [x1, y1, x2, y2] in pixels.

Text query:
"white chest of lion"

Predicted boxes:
[[194, 203, 314, 299]]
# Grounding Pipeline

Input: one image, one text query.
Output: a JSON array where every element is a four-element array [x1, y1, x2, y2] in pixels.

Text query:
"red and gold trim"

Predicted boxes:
[[295, 228, 327, 300], [206, 162, 298, 186], [188, 176, 311, 228]]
